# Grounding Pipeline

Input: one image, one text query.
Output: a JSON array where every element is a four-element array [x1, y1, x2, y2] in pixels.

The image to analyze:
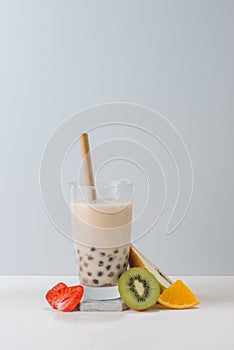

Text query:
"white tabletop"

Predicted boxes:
[[0, 276, 234, 350]]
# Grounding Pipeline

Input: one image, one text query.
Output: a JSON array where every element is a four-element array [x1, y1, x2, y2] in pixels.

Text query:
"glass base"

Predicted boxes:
[[79, 297, 129, 311], [82, 284, 120, 301]]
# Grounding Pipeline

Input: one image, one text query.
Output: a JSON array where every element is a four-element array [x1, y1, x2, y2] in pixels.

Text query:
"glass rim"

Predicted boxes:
[[70, 179, 133, 189]]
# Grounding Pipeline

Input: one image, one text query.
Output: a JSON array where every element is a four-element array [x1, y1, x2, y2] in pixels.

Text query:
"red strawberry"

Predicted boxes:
[[55, 285, 84, 312], [46, 282, 67, 309], [45, 283, 84, 312]]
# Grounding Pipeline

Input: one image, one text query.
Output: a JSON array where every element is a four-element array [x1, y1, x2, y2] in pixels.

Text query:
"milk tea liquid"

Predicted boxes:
[[71, 200, 132, 287]]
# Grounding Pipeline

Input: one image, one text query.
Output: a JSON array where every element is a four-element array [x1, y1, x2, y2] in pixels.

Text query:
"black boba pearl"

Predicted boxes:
[[114, 249, 118, 254], [100, 252, 106, 256], [125, 255, 128, 260], [109, 257, 114, 262], [108, 272, 114, 277], [79, 256, 82, 261], [116, 264, 121, 269], [90, 247, 96, 251], [98, 271, 103, 276], [87, 272, 92, 276], [77, 249, 80, 254], [118, 273, 122, 279], [93, 279, 99, 285], [88, 256, 94, 260], [106, 265, 111, 270], [98, 261, 104, 266], [123, 263, 127, 268], [79, 266, 83, 272]]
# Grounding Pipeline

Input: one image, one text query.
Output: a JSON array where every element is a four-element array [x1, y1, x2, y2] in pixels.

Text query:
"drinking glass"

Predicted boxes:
[[70, 180, 133, 300]]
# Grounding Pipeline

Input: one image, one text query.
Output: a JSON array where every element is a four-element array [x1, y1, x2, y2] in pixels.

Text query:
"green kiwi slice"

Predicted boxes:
[[118, 267, 160, 311]]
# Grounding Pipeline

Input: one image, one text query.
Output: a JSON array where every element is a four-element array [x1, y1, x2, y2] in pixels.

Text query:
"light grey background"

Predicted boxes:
[[0, 0, 233, 275]]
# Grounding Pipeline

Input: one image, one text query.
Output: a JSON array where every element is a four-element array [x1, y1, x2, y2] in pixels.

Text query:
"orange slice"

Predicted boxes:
[[158, 280, 200, 309]]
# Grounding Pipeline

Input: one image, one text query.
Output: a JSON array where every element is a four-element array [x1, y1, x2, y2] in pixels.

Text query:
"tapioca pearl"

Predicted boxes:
[[98, 261, 104, 267], [79, 256, 82, 261], [79, 266, 83, 272], [90, 247, 96, 252], [82, 278, 88, 284], [118, 273, 122, 279], [107, 272, 114, 278], [104, 283, 112, 287], [114, 249, 118, 254], [100, 252, 106, 256], [87, 272, 92, 276], [84, 262, 89, 268], [123, 263, 127, 268], [88, 256, 94, 261], [125, 254, 128, 260], [116, 264, 121, 270], [98, 271, 103, 277], [108, 257, 114, 262], [106, 265, 111, 271], [93, 279, 99, 285], [77, 249, 80, 254]]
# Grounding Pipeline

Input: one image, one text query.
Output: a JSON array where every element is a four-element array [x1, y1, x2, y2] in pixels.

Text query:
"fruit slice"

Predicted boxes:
[[158, 280, 200, 309], [118, 267, 160, 311], [129, 245, 172, 291], [55, 285, 84, 312], [46, 282, 67, 309], [45, 283, 84, 312]]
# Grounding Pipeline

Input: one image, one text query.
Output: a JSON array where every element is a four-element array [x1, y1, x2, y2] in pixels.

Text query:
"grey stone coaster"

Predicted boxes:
[[79, 298, 129, 312]]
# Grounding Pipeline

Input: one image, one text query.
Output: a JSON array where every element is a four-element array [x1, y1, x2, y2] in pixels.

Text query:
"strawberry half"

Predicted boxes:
[[46, 282, 67, 309], [55, 285, 84, 312], [45, 283, 84, 312]]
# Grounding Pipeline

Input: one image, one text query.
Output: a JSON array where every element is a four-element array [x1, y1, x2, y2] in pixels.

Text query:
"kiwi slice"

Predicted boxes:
[[118, 267, 160, 311]]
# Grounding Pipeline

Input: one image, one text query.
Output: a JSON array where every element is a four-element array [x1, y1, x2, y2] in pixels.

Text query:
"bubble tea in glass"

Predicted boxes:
[[70, 180, 133, 300]]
